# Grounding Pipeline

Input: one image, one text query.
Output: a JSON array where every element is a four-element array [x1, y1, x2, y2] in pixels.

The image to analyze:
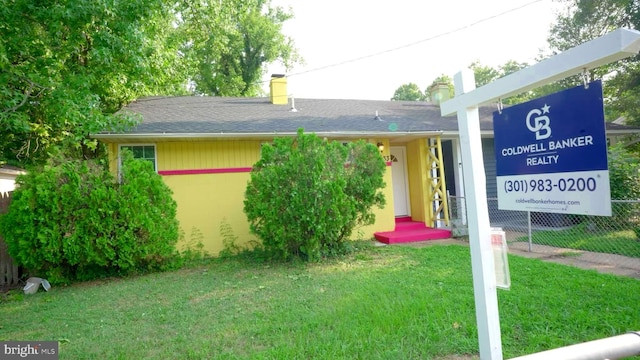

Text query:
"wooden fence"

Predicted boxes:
[[0, 191, 20, 289]]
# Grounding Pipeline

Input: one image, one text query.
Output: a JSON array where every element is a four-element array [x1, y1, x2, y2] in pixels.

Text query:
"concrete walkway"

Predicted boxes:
[[390, 238, 640, 280]]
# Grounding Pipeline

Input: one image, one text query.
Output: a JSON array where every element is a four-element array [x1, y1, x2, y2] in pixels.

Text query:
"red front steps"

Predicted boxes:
[[374, 217, 452, 244]]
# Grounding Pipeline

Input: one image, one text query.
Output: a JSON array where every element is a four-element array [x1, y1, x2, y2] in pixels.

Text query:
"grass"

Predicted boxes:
[[517, 222, 640, 258], [1, 242, 639, 359]]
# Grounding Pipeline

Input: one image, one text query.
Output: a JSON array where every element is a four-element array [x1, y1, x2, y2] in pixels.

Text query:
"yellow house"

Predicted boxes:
[[102, 75, 640, 255]]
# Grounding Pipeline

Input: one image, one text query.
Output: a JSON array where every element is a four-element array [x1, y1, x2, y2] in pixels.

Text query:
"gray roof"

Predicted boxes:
[[602, 122, 640, 132], [100, 96, 638, 137], [107, 96, 496, 135]]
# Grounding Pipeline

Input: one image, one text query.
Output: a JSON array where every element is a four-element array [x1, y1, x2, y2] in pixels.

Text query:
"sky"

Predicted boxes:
[[263, 0, 564, 101]]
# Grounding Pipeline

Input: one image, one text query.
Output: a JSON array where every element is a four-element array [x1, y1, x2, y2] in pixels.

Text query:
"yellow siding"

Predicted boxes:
[[359, 139, 394, 235], [406, 139, 428, 223], [156, 141, 261, 254], [106, 138, 397, 255], [358, 166, 395, 236], [107, 143, 118, 175], [163, 172, 255, 255], [157, 141, 261, 171]]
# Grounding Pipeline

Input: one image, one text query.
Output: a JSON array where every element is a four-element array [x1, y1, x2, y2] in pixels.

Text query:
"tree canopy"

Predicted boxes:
[[391, 83, 425, 101], [0, 0, 298, 167], [424, 74, 454, 102], [548, 0, 640, 125], [468, 60, 541, 104], [178, 0, 299, 97], [401, 0, 640, 126]]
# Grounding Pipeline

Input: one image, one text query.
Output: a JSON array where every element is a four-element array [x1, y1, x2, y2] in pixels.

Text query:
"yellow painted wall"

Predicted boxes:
[[359, 139, 394, 235], [106, 138, 397, 255], [162, 172, 256, 255], [156, 141, 260, 254], [107, 143, 118, 175], [157, 141, 261, 171], [406, 139, 428, 223], [357, 166, 395, 236]]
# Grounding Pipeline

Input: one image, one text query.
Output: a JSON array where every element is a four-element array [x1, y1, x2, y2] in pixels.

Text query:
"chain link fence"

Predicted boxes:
[[448, 196, 640, 270]]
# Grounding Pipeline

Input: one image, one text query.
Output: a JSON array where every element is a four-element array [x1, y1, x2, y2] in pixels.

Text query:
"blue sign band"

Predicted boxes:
[[493, 80, 607, 176]]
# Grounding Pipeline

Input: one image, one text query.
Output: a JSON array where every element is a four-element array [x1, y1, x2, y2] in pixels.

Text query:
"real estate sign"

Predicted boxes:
[[493, 80, 611, 216]]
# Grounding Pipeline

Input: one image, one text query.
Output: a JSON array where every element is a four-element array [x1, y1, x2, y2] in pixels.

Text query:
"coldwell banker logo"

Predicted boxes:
[[526, 104, 551, 140], [2, 341, 58, 359]]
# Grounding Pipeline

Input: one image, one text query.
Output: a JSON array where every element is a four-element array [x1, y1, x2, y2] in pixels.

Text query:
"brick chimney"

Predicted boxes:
[[269, 74, 288, 105], [428, 82, 451, 105]]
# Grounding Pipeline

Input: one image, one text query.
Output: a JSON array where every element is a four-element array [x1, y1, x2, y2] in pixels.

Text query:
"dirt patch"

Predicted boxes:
[[441, 355, 479, 360]]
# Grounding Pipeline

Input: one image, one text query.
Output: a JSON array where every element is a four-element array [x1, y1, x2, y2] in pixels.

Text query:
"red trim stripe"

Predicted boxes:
[[158, 167, 252, 176]]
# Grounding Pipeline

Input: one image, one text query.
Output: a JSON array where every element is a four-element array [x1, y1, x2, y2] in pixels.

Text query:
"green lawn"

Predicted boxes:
[[518, 223, 640, 258], [1, 243, 638, 359]]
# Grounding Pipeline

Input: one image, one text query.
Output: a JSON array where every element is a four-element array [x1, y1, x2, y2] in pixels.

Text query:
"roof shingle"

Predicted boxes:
[[104, 96, 639, 137], [111, 96, 497, 135]]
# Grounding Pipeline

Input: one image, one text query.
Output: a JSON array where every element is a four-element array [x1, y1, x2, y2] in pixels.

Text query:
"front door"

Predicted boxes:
[[391, 147, 410, 217]]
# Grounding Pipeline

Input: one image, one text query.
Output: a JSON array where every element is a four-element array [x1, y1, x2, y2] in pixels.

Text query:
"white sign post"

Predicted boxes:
[[441, 28, 640, 360], [451, 69, 503, 359]]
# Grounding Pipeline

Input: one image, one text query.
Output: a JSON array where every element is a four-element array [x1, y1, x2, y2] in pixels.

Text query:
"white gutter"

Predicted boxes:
[[440, 130, 494, 137], [92, 130, 444, 140], [0, 167, 26, 177], [438, 128, 639, 138]]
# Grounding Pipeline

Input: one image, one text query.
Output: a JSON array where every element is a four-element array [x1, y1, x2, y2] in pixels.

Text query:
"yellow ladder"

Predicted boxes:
[[426, 136, 450, 227]]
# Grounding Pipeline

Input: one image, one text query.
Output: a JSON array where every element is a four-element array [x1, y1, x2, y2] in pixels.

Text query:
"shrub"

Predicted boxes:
[[608, 143, 640, 201], [607, 143, 640, 227], [0, 152, 179, 284], [244, 129, 386, 261]]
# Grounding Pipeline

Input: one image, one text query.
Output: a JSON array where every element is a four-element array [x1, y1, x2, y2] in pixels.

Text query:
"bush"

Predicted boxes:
[[0, 152, 179, 284], [607, 143, 640, 226], [244, 129, 386, 261], [608, 143, 640, 200]]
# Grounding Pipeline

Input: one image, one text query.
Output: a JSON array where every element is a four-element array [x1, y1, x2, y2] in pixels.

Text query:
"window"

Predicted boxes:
[[119, 145, 157, 172]]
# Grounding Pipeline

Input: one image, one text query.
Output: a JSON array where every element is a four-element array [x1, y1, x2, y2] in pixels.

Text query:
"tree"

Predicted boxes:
[[391, 83, 425, 101], [421, 63, 538, 105], [1, 0, 299, 167], [244, 129, 386, 261], [548, 0, 633, 52], [177, 0, 300, 97], [548, 0, 640, 124], [468, 60, 540, 104], [0, 0, 187, 167], [468, 62, 500, 88], [424, 74, 454, 102]]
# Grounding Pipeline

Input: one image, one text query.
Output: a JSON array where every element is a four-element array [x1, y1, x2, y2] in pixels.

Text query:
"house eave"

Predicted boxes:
[[440, 130, 494, 138], [92, 131, 445, 143], [606, 129, 640, 135], [0, 166, 26, 177], [439, 128, 639, 138]]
